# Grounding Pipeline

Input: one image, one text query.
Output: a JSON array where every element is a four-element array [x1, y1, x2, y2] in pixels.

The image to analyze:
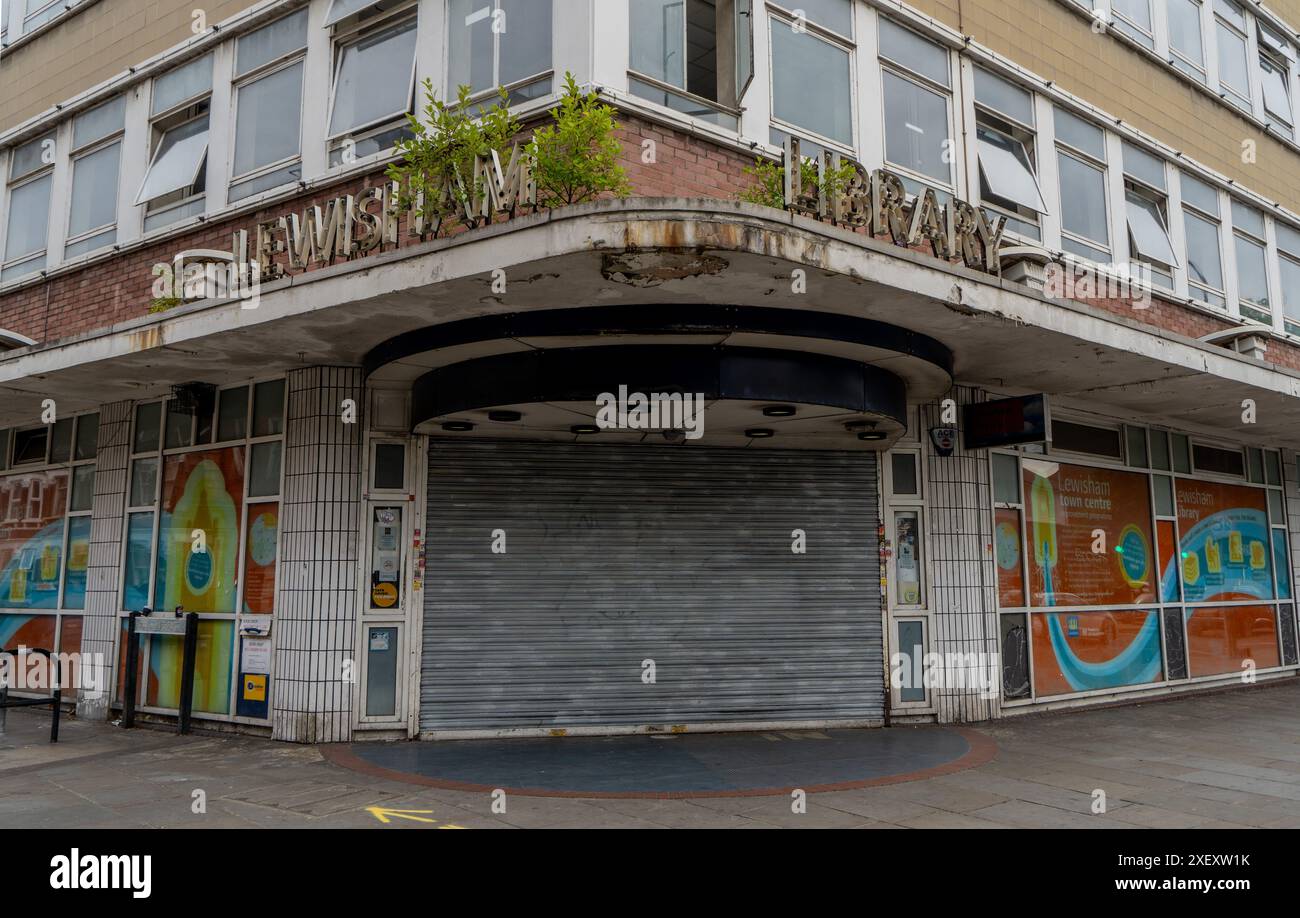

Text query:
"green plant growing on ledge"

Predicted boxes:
[[387, 81, 521, 233], [529, 73, 630, 207], [739, 153, 858, 214], [148, 296, 181, 314]]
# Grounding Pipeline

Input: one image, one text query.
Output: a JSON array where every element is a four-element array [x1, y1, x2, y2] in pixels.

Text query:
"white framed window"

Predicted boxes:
[[1278, 221, 1300, 335], [1214, 0, 1252, 112], [65, 96, 124, 260], [974, 68, 1047, 240], [1180, 172, 1226, 308], [1121, 143, 1177, 289], [767, 3, 853, 148], [326, 10, 418, 166], [1257, 22, 1295, 135], [137, 54, 213, 233], [1111, 0, 1155, 50], [2, 132, 55, 283], [879, 17, 951, 188], [1231, 199, 1271, 323], [628, 0, 749, 130], [449, 0, 553, 104], [230, 8, 308, 203], [1054, 107, 1110, 264], [1167, 0, 1206, 82]]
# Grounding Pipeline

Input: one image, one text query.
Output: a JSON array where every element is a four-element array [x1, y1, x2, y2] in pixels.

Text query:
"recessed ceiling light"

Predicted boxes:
[[762, 405, 797, 418], [746, 428, 775, 439], [858, 431, 888, 442], [571, 424, 600, 435], [442, 421, 474, 432], [488, 410, 522, 423]]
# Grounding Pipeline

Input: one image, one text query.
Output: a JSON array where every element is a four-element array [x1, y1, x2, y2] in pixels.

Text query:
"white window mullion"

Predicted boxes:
[[1203, 0, 1222, 90], [117, 85, 149, 244], [856, 5, 882, 169], [1152, 0, 1171, 60], [45, 120, 73, 273], [1265, 216, 1285, 334], [552, 0, 587, 84], [1221, 188, 1242, 318], [207, 41, 235, 213], [1245, 7, 1264, 120], [0, 149, 10, 268], [1167, 167, 1190, 300], [1104, 130, 1127, 269], [592, 0, 630, 94], [300, 0, 331, 181], [1038, 96, 1063, 253], [415, 0, 444, 108]]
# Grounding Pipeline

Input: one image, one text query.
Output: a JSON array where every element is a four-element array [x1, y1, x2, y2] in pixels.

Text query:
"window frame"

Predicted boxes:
[[446, 0, 555, 106], [228, 10, 309, 200], [64, 99, 125, 261], [1054, 111, 1113, 264], [877, 17, 954, 191], [325, 6, 420, 148], [766, 4, 857, 152], [2, 133, 55, 282]]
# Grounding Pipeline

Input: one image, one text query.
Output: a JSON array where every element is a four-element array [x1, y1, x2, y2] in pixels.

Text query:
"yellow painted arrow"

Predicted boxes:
[[367, 806, 438, 825]]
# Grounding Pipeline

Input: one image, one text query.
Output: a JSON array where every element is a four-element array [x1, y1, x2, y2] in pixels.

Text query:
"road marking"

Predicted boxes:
[[367, 806, 438, 825]]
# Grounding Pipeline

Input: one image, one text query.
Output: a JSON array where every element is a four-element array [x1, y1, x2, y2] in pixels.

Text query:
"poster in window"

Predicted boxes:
[[1022, 460, 1155, 607], [155, 448, 245, 614], [1030, 609, 1164, 697], [895, 511, 921, 605], [995, 507, 1025, 607], [1172, 479, 1273, 603], [242, 504, 278, 615], [0, 472, 68, 610], [1184, 604, 1280, 677]]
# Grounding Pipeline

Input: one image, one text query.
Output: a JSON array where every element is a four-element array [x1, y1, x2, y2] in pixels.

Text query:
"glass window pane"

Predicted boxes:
[[894, 510, 923, 605], [365, 626, 399, 717], [68, 142, 121, 238], [993, 453, 1020, 503], [1278, 222, 1300, 256], [1235, 234, 1270, 306], [1248, 446, 1265, 482], [330, 18, 418, 136], [70, 464, 95, 512], [978, 126, 1046, 212], [1058, 152, 1109, 246], [788, 0, 852, 34], [122, 511, 154, 612], [234, 61, 303, 177], [49, 418, 73, 464], [217, 387, 248, 442], [0, 430, 8, 471], [164, 407, 193, 450], [1268, 487, 1284, 523], [252, 380, 286, 438], [1053, 107, 1105, 159], [130, 458, 159, 507], [324, 0, 376, 27], [1180, 172, 1219, 215], [152, 54, 213, 115], [1274, 531, 1292, 599], [0, 471, 67, 609], [772, 23, 852, 145], [974, 68, 1034, 124], [500, 0, 553, 86], [72, 96, 125, 149], [1126, 193, 1178, 266], [1122, 142, 1165, 189], [236, 8, 308, 77], [12, 427, 48, 465], [134, 402, 162, 454], [249, 441, 282, 497], [154, 449, 244, 614], [373, 443, 406, 490], [896, 619, 926, 702], [136, 117, 209, 205], [891, 452, 919, 496], [1150, 430, 1171, 470], [879, 18, 950, 86], [1184, 211, 1224, 290], [1125, 426, 1149, 467], [449, 0, 499, 93], [1232, 200, 1266, 237], [63, 515, 92, 610], [10, 133, 55, 180], [1266, 450, 1282, 486], [243, 503, 279, 616], [630, 0, 686, 86], [1168, 0, 1204, 66], [1216, 23, 1250, 98], [1172, 433, 1192, 473], [4, 174, 53, 262], [1154, 474, 1174, 516], [1260, 54, 1293, 125], [74, 414, 99, 461], [883, 71, 949, 182]]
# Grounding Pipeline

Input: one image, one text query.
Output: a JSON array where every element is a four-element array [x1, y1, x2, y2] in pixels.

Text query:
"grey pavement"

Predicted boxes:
[[1, 680, 1298, 829]]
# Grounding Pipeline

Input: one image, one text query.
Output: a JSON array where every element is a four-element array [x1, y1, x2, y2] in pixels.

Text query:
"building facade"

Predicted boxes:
[[1, 0, 1299, 742]]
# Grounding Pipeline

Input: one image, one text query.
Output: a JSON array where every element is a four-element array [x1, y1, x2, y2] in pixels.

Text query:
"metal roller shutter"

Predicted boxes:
[[420, 440, 883, 734]]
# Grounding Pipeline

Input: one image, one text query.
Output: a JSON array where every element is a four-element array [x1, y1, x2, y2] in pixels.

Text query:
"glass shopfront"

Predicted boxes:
[[994, 421, 1296, 702]]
